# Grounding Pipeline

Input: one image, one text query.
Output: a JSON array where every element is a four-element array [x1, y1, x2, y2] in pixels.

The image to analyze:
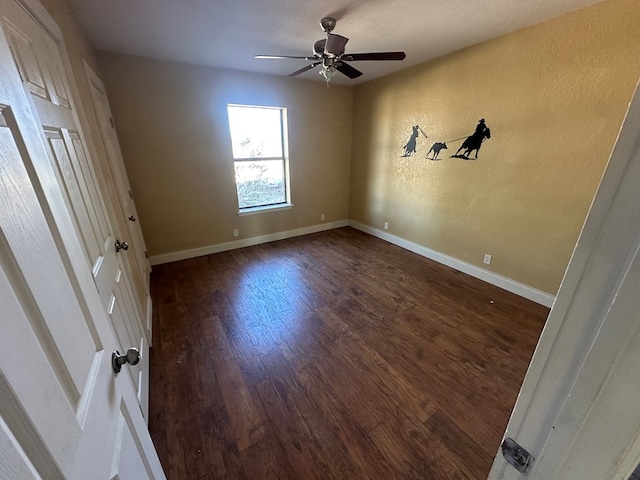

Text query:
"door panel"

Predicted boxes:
[[111, 403, 155, 480], [44, 128, 104, 270], [3, 19, 47, 99]]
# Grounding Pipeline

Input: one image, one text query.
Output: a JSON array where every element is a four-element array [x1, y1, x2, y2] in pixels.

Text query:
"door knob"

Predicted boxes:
[[115, 240, 129, 252], [112, 347, 140, 373], [128, 216, 136, 222]]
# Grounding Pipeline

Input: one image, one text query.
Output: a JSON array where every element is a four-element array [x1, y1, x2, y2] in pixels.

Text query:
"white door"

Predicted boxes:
[[0, 0, 163, 478], [489, 79, 640, 479], [84, 64, 151, 330], [1, 0, 151, 419]]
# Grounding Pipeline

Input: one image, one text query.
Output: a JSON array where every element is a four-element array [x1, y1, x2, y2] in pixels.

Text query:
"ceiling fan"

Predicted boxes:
[[255, 17, 406, 82]]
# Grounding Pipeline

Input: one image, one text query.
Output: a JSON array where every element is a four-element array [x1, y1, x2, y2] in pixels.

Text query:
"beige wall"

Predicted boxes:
[[349, 0, 640, 294], [98, 54, 353, 257]]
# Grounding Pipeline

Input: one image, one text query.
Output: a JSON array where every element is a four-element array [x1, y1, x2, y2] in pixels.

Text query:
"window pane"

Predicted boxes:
[[234, 160, 285, 208], [228, 106, 283, 158]]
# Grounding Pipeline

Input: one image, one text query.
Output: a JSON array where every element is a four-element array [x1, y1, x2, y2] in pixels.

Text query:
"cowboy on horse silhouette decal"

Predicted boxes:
[[452, 119, 491, 160]]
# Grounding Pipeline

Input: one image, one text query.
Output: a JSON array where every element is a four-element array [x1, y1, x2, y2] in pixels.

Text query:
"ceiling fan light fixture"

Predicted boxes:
[[320, 65, 337, 83]]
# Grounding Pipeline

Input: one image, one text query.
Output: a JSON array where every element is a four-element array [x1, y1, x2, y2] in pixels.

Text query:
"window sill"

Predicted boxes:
[[238, 203, 293, 216]]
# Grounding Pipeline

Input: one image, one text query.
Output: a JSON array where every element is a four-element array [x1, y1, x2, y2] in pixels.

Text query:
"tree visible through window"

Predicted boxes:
[[227, 105, 289, 210]]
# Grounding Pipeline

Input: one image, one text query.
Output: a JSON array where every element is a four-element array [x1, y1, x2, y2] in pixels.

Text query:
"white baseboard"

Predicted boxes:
[[348, 220, 555, 307], [149, 220, 349, 266], [149, 218, 554, 307]]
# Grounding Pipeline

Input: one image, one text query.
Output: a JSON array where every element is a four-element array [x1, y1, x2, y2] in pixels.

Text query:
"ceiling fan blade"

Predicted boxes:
[[287, 62, 321, 77], [336, 61, 363, 79], [342, 52, 406, 61], [255, 55, 317, 60], [325, 33, 349, 56]]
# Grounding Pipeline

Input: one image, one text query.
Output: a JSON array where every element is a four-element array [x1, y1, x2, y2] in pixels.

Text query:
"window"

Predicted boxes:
[[227, 104, 290, 213]]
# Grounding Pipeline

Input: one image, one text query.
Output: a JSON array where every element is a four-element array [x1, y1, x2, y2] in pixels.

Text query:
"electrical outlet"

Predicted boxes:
[[483, 254, 492, 265], [384, 222, 389, 230], [233, 229, 239, 238], [321, 214, 325, 221]]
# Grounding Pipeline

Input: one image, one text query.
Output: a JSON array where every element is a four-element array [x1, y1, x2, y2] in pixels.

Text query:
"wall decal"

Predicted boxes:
[[426, 142, 448, 160], [399, 119, 492, 162], [401, 125, 428, 157], [452, 119, 491, 160]]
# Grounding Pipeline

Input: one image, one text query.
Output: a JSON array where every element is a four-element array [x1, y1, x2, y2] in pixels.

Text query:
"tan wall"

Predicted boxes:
[[98, 53, 353, 257], [349, 0, 640, 294]]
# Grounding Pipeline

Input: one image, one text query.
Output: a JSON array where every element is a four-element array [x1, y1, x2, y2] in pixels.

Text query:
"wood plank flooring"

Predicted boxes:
[[149, 227, 548, 479]]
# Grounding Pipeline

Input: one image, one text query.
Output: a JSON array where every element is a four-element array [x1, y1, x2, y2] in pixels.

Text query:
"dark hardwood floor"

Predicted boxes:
[[149, 227, 548, 479]]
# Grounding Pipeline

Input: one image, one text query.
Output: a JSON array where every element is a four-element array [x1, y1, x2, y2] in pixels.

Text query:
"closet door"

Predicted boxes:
[[84, 62, 152, 341], [2, 0, 151, 418], [0, 0, 163, 477]]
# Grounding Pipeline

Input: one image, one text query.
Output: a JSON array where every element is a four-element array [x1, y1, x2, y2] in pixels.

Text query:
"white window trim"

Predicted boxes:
[[228, 104, 292, 212], [237, 203, 294, 216]]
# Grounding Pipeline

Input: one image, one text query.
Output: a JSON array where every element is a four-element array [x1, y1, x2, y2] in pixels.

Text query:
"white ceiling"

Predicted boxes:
[[68, 0, 604, 85]]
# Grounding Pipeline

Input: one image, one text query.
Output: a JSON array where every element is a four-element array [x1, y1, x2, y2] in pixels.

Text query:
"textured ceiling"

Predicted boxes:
[[68, 0, 604, 85]]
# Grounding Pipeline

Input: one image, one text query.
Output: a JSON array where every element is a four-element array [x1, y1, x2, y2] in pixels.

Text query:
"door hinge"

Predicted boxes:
[[144, 251, 148, 259], [129, 190, 133, 199], [110, 117, 115, 128], [501, 437, 533, 474]]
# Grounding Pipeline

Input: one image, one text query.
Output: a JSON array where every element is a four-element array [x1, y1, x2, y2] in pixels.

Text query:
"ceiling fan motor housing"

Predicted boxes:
[[320, 17, 336, 33]]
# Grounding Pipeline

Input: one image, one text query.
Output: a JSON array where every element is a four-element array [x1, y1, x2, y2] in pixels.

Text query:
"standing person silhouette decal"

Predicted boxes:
[[401, 125, 427, 157]]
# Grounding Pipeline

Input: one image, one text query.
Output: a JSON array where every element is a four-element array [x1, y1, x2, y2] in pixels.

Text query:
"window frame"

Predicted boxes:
[[227, 104, 292, 215]]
